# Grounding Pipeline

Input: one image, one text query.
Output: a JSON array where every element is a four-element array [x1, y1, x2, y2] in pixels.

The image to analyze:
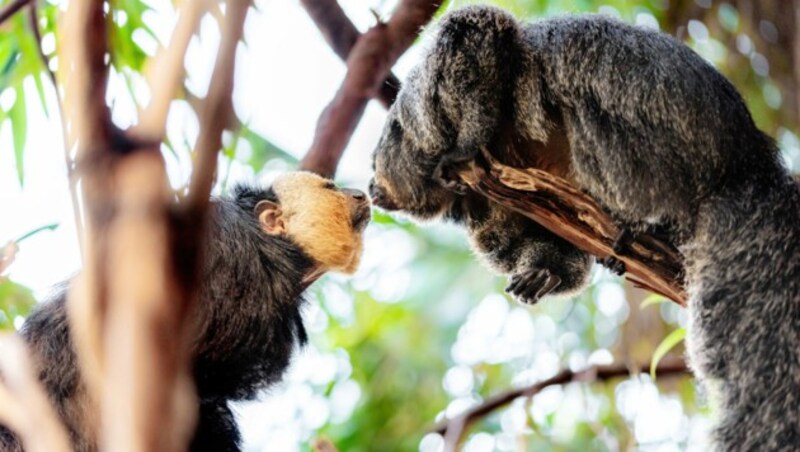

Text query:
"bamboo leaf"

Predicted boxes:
[[33, 72, 50, 117], [651, 327, 686, 379], [640, 293, 669, 309]]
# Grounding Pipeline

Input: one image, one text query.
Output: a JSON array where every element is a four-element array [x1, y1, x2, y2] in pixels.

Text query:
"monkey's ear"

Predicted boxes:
[[255, 200, 286, 236]]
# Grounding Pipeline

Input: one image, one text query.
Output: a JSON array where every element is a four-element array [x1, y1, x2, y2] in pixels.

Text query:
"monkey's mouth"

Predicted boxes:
[[351, 204, 371, 232], [368, 179, 399, 211]]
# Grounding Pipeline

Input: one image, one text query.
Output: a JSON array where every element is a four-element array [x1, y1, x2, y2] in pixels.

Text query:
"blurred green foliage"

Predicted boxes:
[[1, 0, 796, 450]]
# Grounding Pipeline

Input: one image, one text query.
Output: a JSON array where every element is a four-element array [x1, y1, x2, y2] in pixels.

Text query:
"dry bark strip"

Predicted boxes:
[[299, 0, 441, 178], [458, 149, 687, 306], [434, 360, 689, 451]]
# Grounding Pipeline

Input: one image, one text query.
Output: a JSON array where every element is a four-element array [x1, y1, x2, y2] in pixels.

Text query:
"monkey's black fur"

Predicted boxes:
[[0, 184, 316, 451]]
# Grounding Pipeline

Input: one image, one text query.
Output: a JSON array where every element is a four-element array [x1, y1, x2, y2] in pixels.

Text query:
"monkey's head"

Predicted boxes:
[[368, 100, 459, 221], [369, 5, 541, 221], [256, 172, 371, 275]]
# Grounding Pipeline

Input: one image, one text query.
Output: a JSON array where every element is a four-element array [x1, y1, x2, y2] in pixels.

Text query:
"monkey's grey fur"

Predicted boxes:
[[0, 181, 370, 451], [370, 6, 799, 449], [368, 8, 595, 304]]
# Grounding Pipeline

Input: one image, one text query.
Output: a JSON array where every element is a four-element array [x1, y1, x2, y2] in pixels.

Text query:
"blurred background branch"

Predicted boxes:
[[299, 0, 441, 177], [435, 360, 689, 451], [299, 0, 401, 108]]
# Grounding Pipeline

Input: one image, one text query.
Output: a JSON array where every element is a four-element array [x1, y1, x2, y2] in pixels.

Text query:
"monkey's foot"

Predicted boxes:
[[598, 256, 626, 276], [505, 269, 562, 305]]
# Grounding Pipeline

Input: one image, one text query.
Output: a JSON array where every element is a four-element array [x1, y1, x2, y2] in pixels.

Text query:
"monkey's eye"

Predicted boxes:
[[324, 181, 336, 190]]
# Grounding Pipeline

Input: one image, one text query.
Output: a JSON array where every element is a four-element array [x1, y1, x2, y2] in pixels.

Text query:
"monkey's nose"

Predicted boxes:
[[342, 188, 368, 202], [368, 179, 384, 203]]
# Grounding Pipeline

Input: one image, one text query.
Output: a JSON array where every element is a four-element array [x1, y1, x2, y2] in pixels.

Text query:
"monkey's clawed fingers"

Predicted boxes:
[[598, 256, 626, 276], [505, 269, 562, 305]]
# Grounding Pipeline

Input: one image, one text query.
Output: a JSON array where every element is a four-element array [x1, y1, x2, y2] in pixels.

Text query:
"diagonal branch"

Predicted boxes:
[[299, 0, 401, 108], [186, 0, 249, 210], [28, 3, 85, 258], [434, 360, 690, 451], [299, 0, 441, 178], [0, 0, 31, 25], [457, 149, 687, 306], [134, 0, 209, 139]]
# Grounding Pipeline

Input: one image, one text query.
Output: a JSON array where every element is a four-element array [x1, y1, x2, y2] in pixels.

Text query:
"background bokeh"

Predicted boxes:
[[1, 0, 798, 450]]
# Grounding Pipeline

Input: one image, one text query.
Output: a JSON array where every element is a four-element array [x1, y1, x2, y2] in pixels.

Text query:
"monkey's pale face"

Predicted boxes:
[[258, 172, 370, 274], [369, 107, 454, 220]]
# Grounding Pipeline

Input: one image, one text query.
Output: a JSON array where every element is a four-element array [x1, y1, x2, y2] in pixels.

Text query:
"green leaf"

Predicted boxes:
[[33, 73, 50, 117], [14, 222, 59, 244], [640, 293, 669, 309], [9, 86, 27, 186], [651, 327, 686, 379], [0, 279, 36, 331]]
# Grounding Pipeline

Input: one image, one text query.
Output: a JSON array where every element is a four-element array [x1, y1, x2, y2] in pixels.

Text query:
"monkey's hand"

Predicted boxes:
[[598, 256, 626, 276], [598, 228, 632, 276], [505, 268, 562, 305], [433, 152, 477, 195]]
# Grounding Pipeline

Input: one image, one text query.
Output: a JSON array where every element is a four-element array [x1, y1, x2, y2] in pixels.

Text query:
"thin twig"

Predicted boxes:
[[434, 360, 690, 450], [299, 0, 441, 178], [28, 3, 85, 258], [299, 0, 401, 108], [134, 0, 209, 139], [0, 0, 31, 25], [186, 0, 250, 210]]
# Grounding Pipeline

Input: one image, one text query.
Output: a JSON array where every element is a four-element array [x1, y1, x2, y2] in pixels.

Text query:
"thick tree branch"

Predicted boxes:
[[299, 0, 440, 178], [458, 149, 687, 306], [434, 360, 690, 450], [299, 0, 401, 108], [58, 0, 114, 424]]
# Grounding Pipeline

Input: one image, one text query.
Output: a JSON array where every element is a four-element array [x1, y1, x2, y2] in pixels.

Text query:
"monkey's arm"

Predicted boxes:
[[452, 197, 592, 304]]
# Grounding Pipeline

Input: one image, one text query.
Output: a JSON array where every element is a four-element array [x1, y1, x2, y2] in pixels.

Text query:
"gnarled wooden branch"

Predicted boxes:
[[458, 149, 687, 306], [434, 359, 689, 451]]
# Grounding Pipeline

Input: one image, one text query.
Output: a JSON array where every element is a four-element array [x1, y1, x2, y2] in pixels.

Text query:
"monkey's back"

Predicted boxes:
[[524, 14, 780, 231]]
